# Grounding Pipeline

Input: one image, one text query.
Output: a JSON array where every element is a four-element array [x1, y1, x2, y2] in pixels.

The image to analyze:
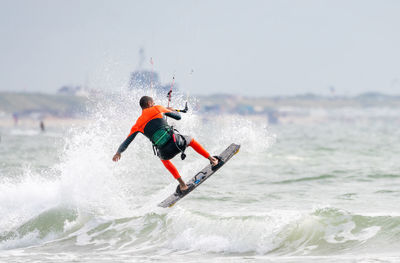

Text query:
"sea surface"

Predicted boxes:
[[1, 94, 400, 262]]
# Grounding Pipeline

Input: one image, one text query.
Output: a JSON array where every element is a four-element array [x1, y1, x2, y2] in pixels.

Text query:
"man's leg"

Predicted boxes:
[[188, 139, 219, 166], [161, 159, 188, 190]]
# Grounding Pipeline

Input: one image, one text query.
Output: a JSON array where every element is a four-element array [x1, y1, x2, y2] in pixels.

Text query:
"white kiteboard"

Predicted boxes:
[[158, 143, 240, 208]]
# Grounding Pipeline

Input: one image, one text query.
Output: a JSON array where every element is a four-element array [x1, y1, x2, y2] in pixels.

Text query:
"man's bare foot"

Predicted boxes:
[[208, 156, 219, 167], [180, 184, 188, 191], [177, 177, 188, 191]]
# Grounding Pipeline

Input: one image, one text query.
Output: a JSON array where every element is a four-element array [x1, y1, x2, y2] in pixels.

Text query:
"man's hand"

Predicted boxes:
[[167, 107, 175, 111], [112, 153, 121, 162]]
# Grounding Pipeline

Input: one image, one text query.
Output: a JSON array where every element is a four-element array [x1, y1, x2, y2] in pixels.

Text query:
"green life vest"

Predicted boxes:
[[151, 126, 172, 147]]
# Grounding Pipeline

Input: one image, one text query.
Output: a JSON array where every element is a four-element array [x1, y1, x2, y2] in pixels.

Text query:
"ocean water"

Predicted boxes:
[[1, 93, 400, 262]]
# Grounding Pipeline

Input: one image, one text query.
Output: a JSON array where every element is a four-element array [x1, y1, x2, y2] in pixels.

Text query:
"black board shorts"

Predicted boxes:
[[157, 134, 192, 160]]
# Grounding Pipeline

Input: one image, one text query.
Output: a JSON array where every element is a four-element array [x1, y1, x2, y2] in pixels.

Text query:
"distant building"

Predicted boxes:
[[128, 70, 175, 93], [57, 86, 89, 97], [129, 48, 177, 93]]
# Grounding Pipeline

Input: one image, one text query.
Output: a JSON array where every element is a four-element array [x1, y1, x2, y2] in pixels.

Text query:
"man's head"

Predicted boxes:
[[139, 96, 154, 109]]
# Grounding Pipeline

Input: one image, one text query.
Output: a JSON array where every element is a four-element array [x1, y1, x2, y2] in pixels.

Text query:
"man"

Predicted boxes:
[[112, 96, 219, 193]]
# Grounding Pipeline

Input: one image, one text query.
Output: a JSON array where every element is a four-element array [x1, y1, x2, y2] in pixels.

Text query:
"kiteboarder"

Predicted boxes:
[[112, 96, 219, 193]]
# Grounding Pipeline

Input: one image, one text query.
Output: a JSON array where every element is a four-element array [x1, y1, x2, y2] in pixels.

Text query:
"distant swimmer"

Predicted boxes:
[[112, 96, 219, 193], [40, 121, 45, 132]]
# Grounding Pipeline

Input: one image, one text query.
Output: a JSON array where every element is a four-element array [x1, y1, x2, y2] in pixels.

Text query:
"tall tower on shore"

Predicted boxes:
[[129, 48, 159, 90], [138, 48, 145, 69]]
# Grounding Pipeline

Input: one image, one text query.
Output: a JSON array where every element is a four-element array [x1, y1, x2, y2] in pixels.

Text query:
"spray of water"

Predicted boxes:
[[0, 88, 275, 251]]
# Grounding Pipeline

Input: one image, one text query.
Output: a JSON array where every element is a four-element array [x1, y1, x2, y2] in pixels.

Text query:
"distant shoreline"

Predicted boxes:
[[1, 91, 400, 125], [0, 117, 91, 129]]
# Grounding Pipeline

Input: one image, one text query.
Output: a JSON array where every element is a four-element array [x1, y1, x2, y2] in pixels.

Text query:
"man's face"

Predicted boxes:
[[149, 100, 155, 107]]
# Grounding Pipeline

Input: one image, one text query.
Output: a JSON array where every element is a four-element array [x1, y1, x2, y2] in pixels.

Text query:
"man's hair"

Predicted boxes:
[[139, 96, 153, 109]]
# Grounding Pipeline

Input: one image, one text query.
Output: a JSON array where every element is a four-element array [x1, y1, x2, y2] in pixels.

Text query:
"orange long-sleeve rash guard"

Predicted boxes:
[[117, 105, 181, 154]]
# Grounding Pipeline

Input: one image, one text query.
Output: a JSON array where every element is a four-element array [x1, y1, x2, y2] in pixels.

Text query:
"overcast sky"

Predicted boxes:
[[1, 0, 399, 96]]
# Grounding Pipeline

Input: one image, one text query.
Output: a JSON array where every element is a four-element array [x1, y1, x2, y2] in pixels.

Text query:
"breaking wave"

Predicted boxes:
[[1, 205, 400, 257]]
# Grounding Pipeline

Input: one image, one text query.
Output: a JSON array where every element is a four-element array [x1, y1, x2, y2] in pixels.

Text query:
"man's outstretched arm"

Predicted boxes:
[[112, 131, 139, 162], [165, 108, 181, 120]]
